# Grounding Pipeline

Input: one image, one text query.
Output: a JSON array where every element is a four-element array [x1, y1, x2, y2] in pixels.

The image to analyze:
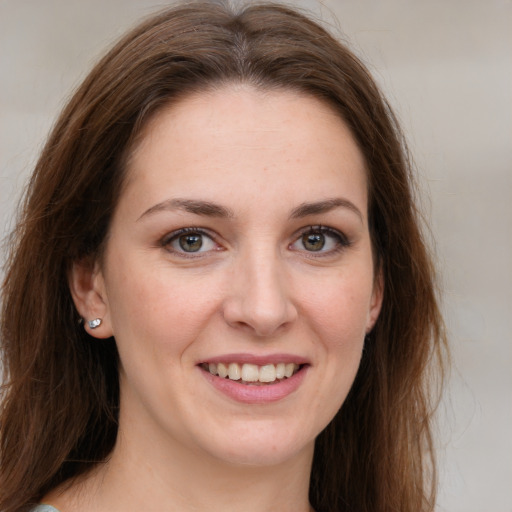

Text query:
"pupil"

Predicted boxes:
[[303, 233, 325, 251], [179, 234, 202, 252]]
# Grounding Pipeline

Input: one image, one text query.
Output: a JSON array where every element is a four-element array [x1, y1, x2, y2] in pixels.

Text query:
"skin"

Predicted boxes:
[[59, 86, 383, 512]]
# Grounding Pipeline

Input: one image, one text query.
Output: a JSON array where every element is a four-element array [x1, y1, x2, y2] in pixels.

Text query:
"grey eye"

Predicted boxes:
[[290, 226, 349, 255], [164, 229, 218, 255], [178, 233, 203, 252], [302, 232, 325, 251]]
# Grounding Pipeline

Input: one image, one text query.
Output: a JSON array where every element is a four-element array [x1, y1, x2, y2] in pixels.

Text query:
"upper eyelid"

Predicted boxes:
[[293, 224, 349, 241], [161, 227, 217, 244]]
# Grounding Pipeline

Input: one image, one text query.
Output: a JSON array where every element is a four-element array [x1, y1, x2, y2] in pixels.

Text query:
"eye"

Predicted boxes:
[[290, 226, 349, 254], [162, 228, 219, 255]]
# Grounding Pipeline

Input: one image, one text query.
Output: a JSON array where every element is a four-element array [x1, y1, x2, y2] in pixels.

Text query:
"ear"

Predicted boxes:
[[68, 257, 113, 339], [366, 269, 384, 334]]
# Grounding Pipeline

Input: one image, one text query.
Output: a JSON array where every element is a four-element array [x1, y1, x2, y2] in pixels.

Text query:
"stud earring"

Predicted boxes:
[[88, 318, 102, 329]]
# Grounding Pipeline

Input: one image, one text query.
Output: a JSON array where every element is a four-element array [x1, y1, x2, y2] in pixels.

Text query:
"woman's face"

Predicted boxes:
[[78, 86, 382, 468]]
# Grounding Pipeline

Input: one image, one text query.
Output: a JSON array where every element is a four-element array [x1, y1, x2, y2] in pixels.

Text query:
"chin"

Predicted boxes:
[[195, 422, 316, 468], [213, 444, 312, 468]]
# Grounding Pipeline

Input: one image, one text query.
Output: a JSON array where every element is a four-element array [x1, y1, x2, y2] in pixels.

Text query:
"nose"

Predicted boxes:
[[222, 249, 298, 337]]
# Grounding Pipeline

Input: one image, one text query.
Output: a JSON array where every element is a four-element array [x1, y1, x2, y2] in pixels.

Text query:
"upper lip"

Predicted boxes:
[[198, 353, 310, 366]]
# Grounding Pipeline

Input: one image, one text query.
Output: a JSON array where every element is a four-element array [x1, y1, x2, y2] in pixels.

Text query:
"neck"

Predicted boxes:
[[48, 422, 315, 512]]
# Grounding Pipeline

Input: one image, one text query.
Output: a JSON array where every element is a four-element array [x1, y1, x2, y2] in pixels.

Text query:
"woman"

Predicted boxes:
[[0, 2, 446, 512]]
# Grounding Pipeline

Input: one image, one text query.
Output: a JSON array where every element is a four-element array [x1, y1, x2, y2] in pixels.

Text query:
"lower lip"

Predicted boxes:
[[200, 366, 308, 404]]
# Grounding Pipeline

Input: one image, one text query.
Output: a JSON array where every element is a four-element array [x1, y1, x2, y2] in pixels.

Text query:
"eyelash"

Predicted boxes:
[[160, 225, 350, 258]]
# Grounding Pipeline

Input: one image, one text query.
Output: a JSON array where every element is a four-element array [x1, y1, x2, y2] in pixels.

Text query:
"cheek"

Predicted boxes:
[[105, 258, 223, 357], [300, 270, 374, 343], [297, 277, 370, 427]]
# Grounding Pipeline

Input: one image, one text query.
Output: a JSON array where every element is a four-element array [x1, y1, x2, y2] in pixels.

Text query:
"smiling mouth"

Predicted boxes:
[[200, 362, 302, 385]]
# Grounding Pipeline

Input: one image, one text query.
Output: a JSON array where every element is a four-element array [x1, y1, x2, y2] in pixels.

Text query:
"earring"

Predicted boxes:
[[88, 318, 102, 329]]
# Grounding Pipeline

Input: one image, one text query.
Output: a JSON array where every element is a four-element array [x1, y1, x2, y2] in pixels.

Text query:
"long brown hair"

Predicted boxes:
[[1, 2, 447, 511]]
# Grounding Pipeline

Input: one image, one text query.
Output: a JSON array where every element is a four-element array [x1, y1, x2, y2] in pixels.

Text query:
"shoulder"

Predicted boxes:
[[30, 506, 61, 512]]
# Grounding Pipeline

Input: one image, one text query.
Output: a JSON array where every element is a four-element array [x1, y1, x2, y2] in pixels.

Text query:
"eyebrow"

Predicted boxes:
[[138, 197, 363, 222], [138, 198, 235, 221], [290, 198, 363, 222]]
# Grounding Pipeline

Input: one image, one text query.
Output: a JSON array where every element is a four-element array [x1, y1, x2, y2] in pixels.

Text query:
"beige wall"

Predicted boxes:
[[1, 1, 510, 510]]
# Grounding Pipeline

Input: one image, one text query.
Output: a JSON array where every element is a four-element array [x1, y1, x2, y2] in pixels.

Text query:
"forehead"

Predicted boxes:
[[122, 85, 368, 218]]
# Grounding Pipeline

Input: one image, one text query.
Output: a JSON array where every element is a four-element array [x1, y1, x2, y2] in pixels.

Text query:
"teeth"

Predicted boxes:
[[275, 363, 285, 379], [284, 363, 295, 378], [217, 362, 228, 378], [205, 362, 300, 383], [259, 364, 276, 383], [241, 364, 259, 382], [228, 362, 241, 380]]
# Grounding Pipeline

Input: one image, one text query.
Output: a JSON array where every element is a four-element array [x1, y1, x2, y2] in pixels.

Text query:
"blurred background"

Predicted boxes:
[[0, 1, 510, 510]]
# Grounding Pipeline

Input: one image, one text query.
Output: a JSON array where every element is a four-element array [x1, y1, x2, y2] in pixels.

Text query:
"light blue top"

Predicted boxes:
[[31, 506, 61, 512]]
